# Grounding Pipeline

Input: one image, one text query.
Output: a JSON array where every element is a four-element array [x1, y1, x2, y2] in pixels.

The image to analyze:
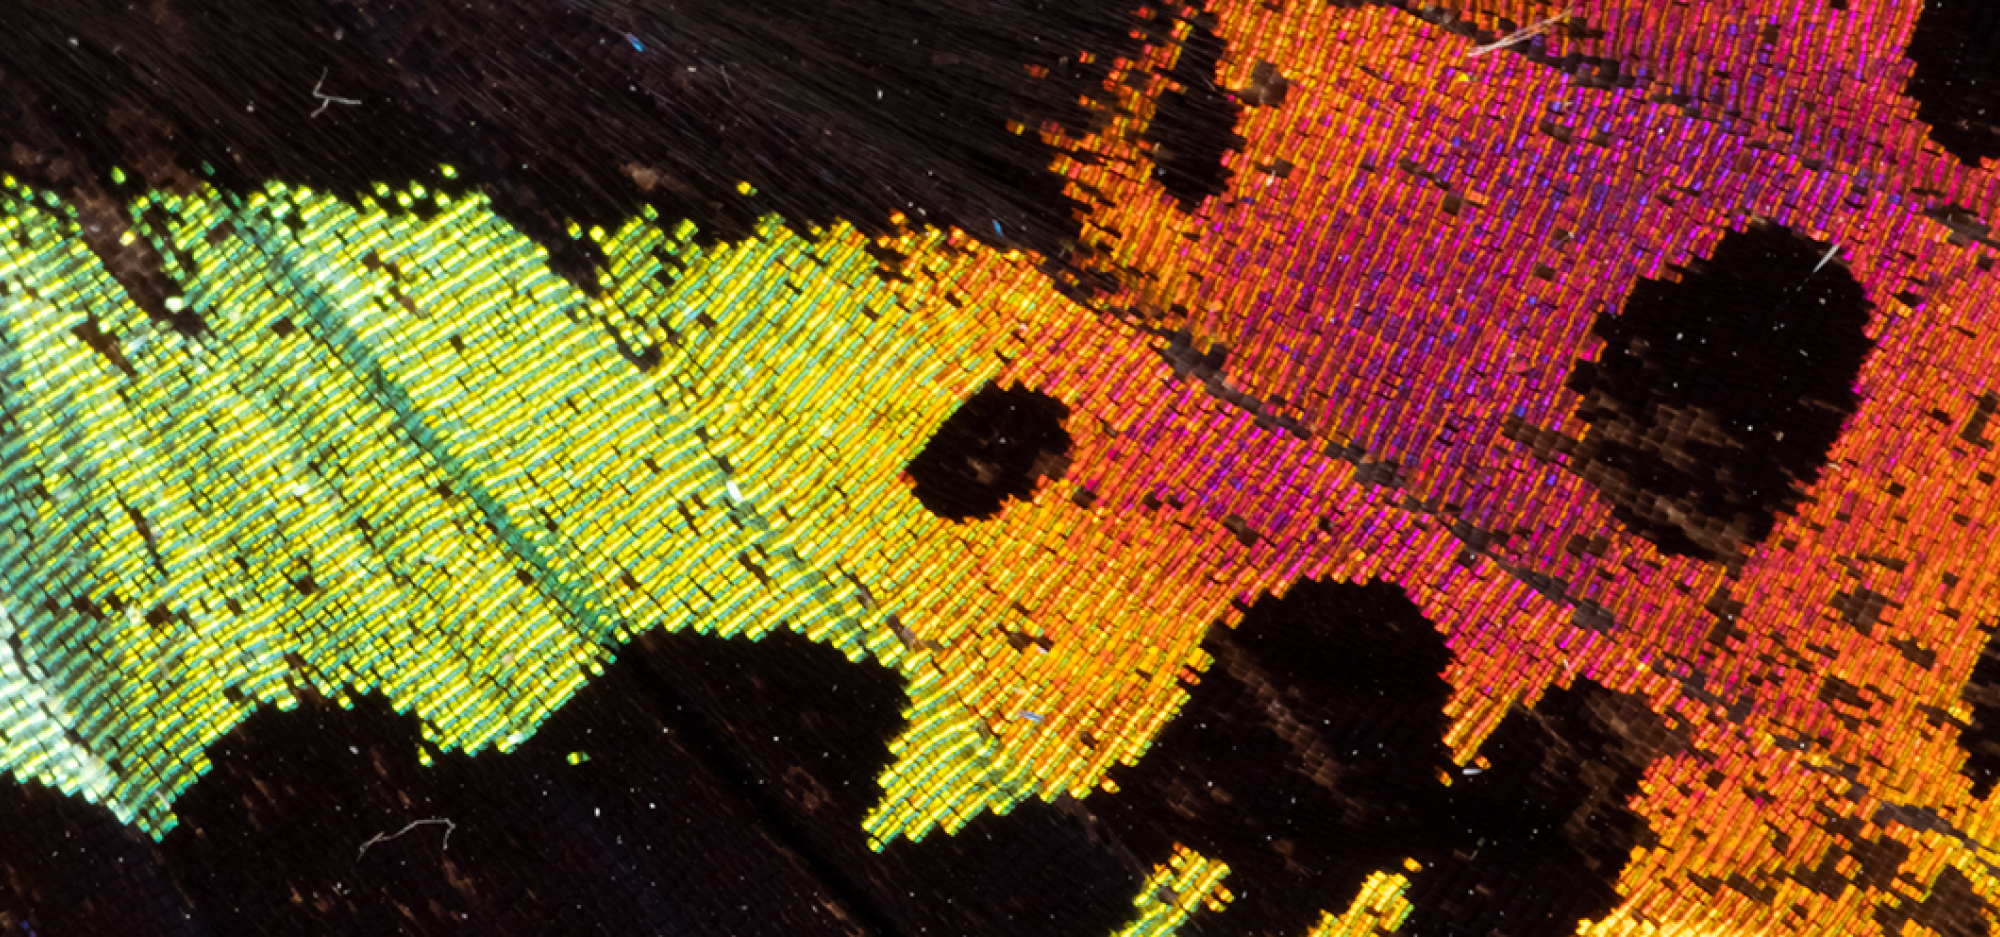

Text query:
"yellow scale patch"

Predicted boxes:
[[0, 176, 1080, 836], [1113, 845, 1236, 937]]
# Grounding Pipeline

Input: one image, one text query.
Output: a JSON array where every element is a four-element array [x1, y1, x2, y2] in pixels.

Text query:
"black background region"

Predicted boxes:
[[0, 0, 1169, 313], [0, 631, 1146, 937]]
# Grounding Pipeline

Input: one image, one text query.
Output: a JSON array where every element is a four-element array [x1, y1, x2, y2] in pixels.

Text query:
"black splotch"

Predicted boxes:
[[1145, 9, 1243, 211], [1084, 580, 1459, 937], [1564, 223, 1873, 562], [635, 628, 1145, 937], [1956, 624, 2000, 799], [1903, 0, 2000, 166], [1791, 817, 1911, 900], [157, 661, 866, 936], [1075, 576, 1681, 936], [0, 771, 199, 937], [1402, 680, 1681, 937], [0, 0, 1161, 293], [905, 383, 1074, 522], [1875, 867, 1993, 937]]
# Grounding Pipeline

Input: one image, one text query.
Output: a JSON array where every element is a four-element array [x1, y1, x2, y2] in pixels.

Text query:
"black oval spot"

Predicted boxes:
[[905, 383, 1073, 521], [1903, 0, 2000, 166], [1563, 223, 1873, 562], [1145, 9, 1243, 211]]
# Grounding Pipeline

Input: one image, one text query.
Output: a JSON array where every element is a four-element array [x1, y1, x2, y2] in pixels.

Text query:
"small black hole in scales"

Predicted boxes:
[[906, 383, 1074, 522]]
